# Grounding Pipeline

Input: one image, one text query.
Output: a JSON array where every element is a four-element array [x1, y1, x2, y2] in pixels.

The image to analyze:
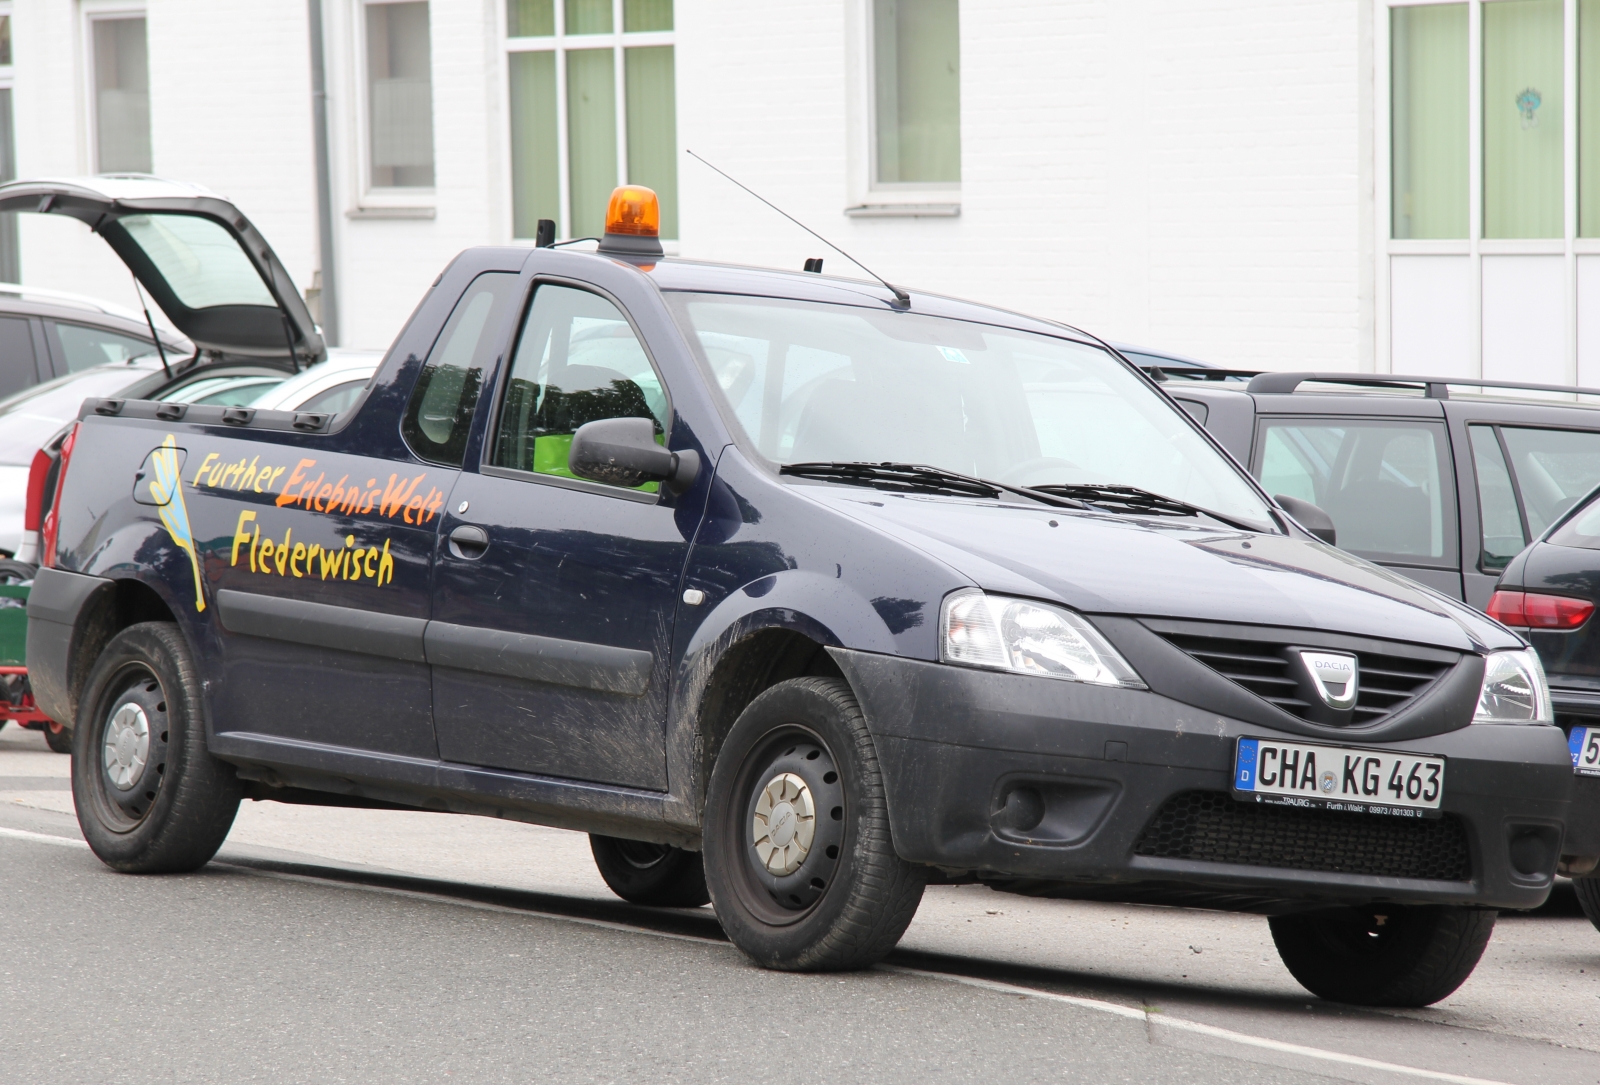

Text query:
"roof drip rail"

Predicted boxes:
[[1135, 366, 1265, 382], [1243, 372, 1600, 400]]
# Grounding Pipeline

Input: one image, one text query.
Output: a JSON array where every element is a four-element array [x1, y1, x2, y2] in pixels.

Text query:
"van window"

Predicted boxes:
[[401, 272, 521, 466], [1468, 425, 1523, 570], [1257, 419, 1453, 564], [1466, 424, 1600, 566]]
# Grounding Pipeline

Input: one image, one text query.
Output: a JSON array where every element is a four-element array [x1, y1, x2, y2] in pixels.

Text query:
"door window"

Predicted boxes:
[[401, 272, 522, 466], [1468, 425, 1524, 569], [1256, 419, 1453, 563], [491, 283, 667, 489], [1468, 423, 1600, 567]]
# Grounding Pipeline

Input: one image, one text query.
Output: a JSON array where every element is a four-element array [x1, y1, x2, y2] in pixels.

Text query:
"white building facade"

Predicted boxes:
[[1, 0, 1593, 383]]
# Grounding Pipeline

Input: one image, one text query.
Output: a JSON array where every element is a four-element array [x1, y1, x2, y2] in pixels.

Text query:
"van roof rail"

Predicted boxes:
[[1243, 371, 1600, 401]]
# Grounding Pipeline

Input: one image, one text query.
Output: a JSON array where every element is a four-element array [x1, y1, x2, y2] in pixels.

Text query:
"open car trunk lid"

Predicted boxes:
[[0, 176, 324, 368]]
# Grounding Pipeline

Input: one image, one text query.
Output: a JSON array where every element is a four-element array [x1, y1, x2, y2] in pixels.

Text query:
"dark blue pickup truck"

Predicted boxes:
[[19, 179, 1575, 1007]]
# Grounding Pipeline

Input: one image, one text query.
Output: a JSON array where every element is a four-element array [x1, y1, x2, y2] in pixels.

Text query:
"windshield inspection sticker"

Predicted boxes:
[[1234, 736, 1444, 817], [937, 346, 970, 364]]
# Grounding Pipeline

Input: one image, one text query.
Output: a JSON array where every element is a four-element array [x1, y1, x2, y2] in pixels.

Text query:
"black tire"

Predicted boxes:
[[43, 720, 71, 754], [72, 622, 241, 873], [1574, 875, 1600, 934], [0, 558, 37, 584], [590, 835, 712, 907], [702, 677, 926, 971], [1270, 904, 1496, 1007]]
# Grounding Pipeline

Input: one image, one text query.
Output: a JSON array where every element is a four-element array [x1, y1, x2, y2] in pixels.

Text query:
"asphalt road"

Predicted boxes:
[[3, 724, 1598, 1085]]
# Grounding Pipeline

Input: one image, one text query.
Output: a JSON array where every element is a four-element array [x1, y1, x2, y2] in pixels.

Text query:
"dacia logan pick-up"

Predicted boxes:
[[17, 179, 1574, 1007]]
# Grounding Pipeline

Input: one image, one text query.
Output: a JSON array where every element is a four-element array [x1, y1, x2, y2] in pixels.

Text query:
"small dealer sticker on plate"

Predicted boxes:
[[1234, 737, 1444, 817], [1570, 726, 1600, 777]]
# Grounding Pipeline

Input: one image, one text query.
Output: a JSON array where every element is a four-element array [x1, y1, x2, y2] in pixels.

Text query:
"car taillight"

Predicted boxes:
[[1487, 589, 1595, 630], [23, 447, 53, 533], [39, 423, 77, 569]]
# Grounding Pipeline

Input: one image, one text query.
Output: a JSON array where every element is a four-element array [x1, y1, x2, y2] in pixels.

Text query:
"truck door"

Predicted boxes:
[[206, 271, 524, 759], [429, 281, 683, 790]]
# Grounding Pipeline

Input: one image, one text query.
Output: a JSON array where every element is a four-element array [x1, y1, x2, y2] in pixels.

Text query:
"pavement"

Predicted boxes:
[[3, 721, 1598, 1085]]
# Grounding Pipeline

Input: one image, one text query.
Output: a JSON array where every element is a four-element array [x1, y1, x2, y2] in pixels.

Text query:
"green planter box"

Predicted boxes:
[[0, 583, 28, 667]]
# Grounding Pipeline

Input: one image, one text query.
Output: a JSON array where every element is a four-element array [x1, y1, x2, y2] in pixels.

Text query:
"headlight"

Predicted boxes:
[[1474, 648, 1553, 723], [939, 591, 1145, 688]]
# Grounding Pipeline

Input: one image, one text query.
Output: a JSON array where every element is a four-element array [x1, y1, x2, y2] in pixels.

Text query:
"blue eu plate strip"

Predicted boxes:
[[1573, 727, 1587, 768], [1235, 738, 1259, 791]]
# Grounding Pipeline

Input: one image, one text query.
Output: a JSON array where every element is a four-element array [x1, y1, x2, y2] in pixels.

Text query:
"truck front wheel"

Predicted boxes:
[[72, 622, 241, 873], [702, 677, 926, 971], [1270, 904, 1496, 1007]]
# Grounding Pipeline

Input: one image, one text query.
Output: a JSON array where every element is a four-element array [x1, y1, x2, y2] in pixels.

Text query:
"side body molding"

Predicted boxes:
[[218, 589, 650, 696], [424, 621, 651, 697], [217, 589, 427, 662]]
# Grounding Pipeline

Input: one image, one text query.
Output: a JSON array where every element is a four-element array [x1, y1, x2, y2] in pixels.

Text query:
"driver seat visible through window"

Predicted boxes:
[[492, 284, 667, 489]]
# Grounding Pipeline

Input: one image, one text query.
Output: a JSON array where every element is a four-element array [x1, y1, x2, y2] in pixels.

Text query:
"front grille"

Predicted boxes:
[[1134, 790, 1471, 881], [1161, 631, 1452, 725]]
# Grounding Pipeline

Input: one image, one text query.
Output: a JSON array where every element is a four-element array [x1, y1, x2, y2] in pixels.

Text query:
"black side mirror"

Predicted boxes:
[[568, 417, 700, 494], [1275, 494, 1337, 547]]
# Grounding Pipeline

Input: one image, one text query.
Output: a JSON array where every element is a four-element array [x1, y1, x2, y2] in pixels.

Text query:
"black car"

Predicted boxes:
[[1490, 492, 1600, 928], [16, 179, 1572, 1009]]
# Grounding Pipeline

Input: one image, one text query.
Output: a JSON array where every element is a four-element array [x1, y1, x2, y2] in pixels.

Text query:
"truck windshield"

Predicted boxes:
[[668, 292, 1274, 531]]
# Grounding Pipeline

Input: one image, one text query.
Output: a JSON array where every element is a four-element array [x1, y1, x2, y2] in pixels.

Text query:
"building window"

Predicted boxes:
[[1483, 0, 1563, 238], [1391, 4, 1468, 239], [0, 5, 16, 282], [506, 0, 677, 241], [91, 15, 151, 174], [364, 0, 435, 189], [871, 0, 960, 187]]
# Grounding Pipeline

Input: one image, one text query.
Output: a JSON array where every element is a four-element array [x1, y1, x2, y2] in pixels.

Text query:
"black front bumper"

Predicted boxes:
[[833, 649, 1573, 913]]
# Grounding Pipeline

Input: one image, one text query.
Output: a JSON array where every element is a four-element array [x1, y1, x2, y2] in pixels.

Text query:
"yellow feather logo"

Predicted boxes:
[[148, 435, 205, 612]]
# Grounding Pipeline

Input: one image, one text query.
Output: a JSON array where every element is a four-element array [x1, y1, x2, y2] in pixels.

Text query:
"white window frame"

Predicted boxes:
[[1376, 0, 1582, 377], [501, 0, 675, 241], [350, 0, 437, 213], [80, 1, 149, 176], [844, 0, 960, 219]]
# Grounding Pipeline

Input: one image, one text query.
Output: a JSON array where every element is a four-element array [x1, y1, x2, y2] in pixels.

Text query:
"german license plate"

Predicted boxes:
[[1234, 737, 1444, 817], [1570, 726, 1600, 777]]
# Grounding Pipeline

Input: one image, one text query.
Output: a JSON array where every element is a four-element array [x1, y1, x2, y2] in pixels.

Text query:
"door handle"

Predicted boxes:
[[448, 524, 490, 559]]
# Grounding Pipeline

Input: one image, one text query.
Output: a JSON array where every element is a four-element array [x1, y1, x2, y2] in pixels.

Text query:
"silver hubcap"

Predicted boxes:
[[103, 702, 150, 791], [753, 772, 816, 876]]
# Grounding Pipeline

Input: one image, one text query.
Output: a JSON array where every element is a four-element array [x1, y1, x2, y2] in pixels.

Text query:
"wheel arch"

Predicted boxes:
[[63, 576, 180, 731]]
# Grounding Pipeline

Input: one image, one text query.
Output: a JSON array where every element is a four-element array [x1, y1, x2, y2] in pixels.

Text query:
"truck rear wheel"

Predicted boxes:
[[590, 835, 711, 907], [72, 622, 241, 873], [702, 677, 926, 971], [1270, 904, 1495, 1007]]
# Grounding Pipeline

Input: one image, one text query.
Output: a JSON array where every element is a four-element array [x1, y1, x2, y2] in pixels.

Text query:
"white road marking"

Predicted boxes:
[[881, 965, 1517, 1085], [0, 825, 87, 848], [0, 823, 1526, 1085]]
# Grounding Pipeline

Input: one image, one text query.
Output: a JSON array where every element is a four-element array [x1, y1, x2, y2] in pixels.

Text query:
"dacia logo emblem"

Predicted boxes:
[[1298, 650, 1359, 711]]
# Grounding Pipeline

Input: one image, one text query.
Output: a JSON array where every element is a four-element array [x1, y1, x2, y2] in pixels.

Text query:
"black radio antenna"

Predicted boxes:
[[686, 149, 910, 309]]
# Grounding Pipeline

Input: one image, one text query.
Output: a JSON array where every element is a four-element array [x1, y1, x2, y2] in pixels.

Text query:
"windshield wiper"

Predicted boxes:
[[1026, 483, 1259, 531], [780, 462, 1089, 510]]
